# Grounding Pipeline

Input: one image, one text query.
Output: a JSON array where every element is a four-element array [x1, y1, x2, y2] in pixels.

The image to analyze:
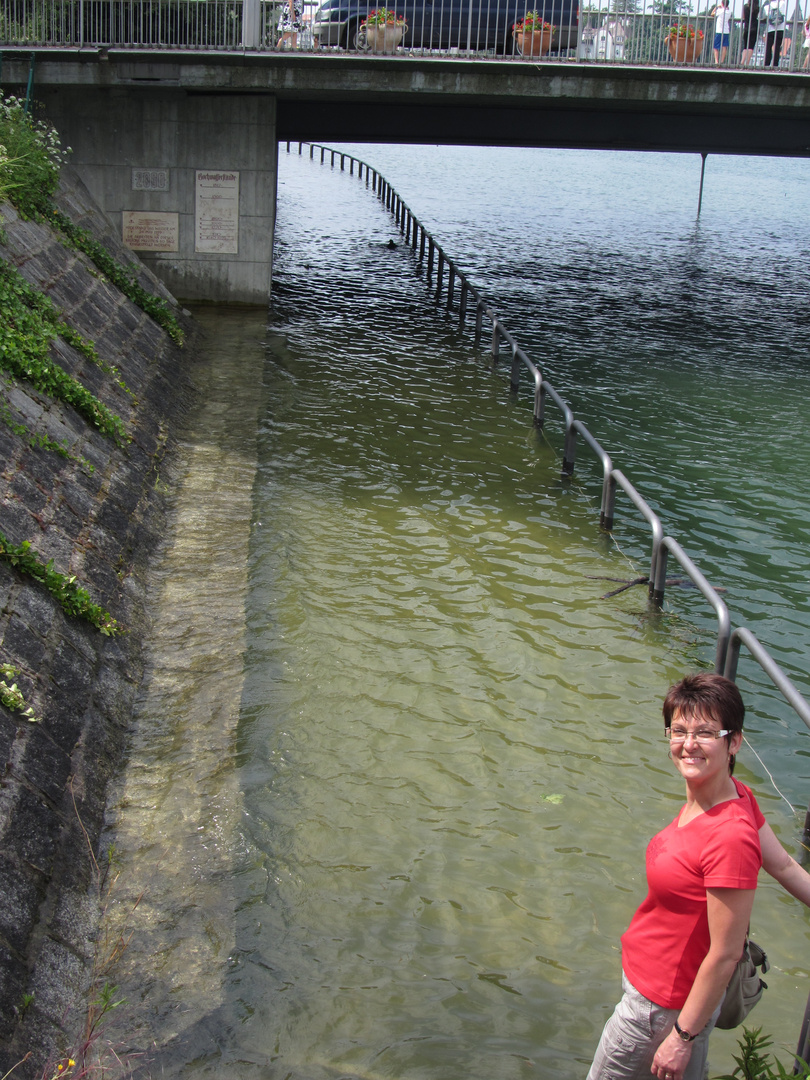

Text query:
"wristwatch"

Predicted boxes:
[[674, 1020, 697, 1042]]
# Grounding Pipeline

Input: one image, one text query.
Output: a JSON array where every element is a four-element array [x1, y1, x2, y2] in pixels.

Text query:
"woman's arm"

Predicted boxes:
[[761, 820, 810, 906], [651, 887, 756, 1080]]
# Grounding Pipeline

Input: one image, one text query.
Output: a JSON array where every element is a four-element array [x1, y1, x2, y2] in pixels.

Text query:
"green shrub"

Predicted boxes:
[[0, 94, 69, 218]]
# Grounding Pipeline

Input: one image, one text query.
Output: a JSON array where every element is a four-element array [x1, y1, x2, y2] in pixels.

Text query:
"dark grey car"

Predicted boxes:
[[311, 0, 579, 53]]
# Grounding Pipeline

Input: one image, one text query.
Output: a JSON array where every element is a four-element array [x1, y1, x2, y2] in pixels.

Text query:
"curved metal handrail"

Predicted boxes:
[[291, 138, 809, 712]]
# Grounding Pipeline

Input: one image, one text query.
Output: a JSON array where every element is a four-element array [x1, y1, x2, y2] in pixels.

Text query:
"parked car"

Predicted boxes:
[[311, 0, 578, 54]]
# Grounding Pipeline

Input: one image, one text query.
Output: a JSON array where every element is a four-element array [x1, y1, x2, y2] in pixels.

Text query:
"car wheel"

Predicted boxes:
[[348, 19, 370, 49]]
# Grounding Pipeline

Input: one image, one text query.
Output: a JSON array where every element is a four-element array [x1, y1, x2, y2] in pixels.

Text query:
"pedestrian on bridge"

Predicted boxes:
[[760, 0, 787, 65], [277, 0, 305, 49], [741, 0, 760, 64], [710, 0, 732, 63]]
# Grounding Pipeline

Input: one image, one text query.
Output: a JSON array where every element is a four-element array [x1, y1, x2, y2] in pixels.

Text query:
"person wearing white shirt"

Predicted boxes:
[[709, 0, 732, 62], [760, 0, 787, 65]]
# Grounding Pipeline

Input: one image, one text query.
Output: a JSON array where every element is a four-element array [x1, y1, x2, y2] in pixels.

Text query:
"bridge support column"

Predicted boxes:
[[36, 87, 277, 305]]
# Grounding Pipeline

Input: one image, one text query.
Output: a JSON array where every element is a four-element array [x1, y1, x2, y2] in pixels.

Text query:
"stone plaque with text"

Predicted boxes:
[[195, 170, 239, 255], [123, 211, 179, 252], [132, 168, 170, 191]]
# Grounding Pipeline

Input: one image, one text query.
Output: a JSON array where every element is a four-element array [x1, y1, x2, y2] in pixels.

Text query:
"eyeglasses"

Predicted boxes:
[[666, 728, 731, 744]]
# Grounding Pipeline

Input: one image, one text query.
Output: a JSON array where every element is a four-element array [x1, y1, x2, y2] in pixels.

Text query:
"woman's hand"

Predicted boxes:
[[651, 1029, 693, 1080]]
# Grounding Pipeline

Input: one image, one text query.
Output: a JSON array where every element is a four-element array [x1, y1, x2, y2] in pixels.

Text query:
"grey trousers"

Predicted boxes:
[[586, 973, 720, 1080]]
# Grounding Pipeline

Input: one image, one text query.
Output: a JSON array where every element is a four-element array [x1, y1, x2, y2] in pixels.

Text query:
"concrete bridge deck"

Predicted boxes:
[[3, 49, 810, 154], [2, 48, 807, 301]]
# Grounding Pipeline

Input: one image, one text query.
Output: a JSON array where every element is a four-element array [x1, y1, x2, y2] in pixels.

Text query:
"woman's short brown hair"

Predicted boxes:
[[663, 673, 745, 773]]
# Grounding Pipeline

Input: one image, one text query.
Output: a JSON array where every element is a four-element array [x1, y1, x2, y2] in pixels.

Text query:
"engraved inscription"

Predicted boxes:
[[123, 211, 179, 252], [195, 170, 239, 255]]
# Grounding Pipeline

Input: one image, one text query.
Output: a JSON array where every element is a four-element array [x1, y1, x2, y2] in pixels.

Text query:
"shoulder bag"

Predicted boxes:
[[715, 939, 769, 1030]]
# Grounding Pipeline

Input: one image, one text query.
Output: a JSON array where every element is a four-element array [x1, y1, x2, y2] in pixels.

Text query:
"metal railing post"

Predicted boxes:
[[653, 536, 730, 673], [491, 323, 500, 361], [241, 0, 261, 48], [510, 347, 521, 392]]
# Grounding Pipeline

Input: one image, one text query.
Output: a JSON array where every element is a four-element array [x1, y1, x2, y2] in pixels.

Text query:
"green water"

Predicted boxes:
[[104, 147, 810, 1080]]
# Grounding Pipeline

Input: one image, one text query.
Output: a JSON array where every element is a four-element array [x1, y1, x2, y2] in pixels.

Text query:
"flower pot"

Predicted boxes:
[[364, 23, 405, 53], [513, 26, 553, 56], [667, 33, 702, 61]]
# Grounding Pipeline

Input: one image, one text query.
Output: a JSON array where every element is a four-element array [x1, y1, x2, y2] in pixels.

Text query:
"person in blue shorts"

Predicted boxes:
[[710, 0, 732, 63]]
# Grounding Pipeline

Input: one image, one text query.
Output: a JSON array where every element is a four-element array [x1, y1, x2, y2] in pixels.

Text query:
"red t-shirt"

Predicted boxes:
[[621, 778, 765, 1009]]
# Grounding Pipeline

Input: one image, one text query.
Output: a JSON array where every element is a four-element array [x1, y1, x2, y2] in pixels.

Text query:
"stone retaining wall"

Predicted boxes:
[[0, 168, 201, 1077]]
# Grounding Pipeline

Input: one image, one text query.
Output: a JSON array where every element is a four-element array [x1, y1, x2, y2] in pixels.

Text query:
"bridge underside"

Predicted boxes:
[[276, 98, 810, 157], [2, 51, 808, 302]]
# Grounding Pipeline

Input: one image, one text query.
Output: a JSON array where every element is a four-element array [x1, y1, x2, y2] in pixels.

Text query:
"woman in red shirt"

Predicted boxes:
[[587, 673, 810, 1080]]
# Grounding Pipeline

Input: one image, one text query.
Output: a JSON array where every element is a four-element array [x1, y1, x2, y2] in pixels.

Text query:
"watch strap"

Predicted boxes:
[[674, 1020, 697, 1042]]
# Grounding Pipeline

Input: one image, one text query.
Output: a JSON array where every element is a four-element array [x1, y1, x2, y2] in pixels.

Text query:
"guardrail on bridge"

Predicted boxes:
[[2, 0, 808, 70]]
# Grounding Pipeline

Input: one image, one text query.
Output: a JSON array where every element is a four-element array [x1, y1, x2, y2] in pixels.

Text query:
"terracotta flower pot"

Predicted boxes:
[[667, 33, 702, 61], [513, 26, 553, 56], [364, 23, 406, 52]]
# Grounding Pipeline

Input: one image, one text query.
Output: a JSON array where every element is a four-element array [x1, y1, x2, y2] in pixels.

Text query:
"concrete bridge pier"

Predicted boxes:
[[35, 86, 277, 305]]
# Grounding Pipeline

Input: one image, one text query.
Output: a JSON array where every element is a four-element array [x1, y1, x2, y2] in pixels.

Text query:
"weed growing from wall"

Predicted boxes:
[[0, 261, 130, 445], [0, 92, 184, 346], [0, 662, 40, 721], [0, 394, 83, 461], [0, 95, 68, 216], [0, 531, 122, 635]]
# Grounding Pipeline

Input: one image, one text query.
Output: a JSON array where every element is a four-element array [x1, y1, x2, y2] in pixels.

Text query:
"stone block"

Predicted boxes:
[[92, 501, 131, 542], [8, 586, 57, 641], [40, 695, 82, 757], [27, 936, 86, 1026], [1, 786, 58, 876], [1, 615, 47, 673], [60, 484, 95, 525], [19, 447, 68, 492], [49, 637, 96, 701], [48, 499, 81, 539], [6, 386, 45, 428], [38, 412, 81, 452], [0, 944, 28, 1041], [0, 855, 44, 953], [33, 531, 74, 571], [16, 725, 72, 806], [0, 428, 19, 465], [0, 501, 41, 545], [9, 473, 48, 515]]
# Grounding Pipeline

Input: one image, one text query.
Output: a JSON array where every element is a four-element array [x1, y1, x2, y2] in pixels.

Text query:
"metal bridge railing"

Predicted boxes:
[[1, 0, 808, 70], [287, 139, 810, 844]]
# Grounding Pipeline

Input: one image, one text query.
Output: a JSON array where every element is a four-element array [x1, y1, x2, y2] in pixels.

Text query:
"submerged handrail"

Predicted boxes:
[[653, 536, 731, 675], [725, 627, 810, 733], [289, 140, 810, 715], [725, 626, 810, 844]]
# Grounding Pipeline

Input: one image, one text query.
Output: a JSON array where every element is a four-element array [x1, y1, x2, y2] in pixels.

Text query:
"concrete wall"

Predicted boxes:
[[0, 167, 200, 1078], [35, 86, 278, 305]]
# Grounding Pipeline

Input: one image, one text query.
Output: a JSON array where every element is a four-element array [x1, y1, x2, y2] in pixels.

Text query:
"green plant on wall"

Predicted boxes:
[[0, 94, 68, 217], [0, 92, 184, 346], [0, 532, 122, 635], [0, 662, 40, 721], [0, 260, 130, 444]]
